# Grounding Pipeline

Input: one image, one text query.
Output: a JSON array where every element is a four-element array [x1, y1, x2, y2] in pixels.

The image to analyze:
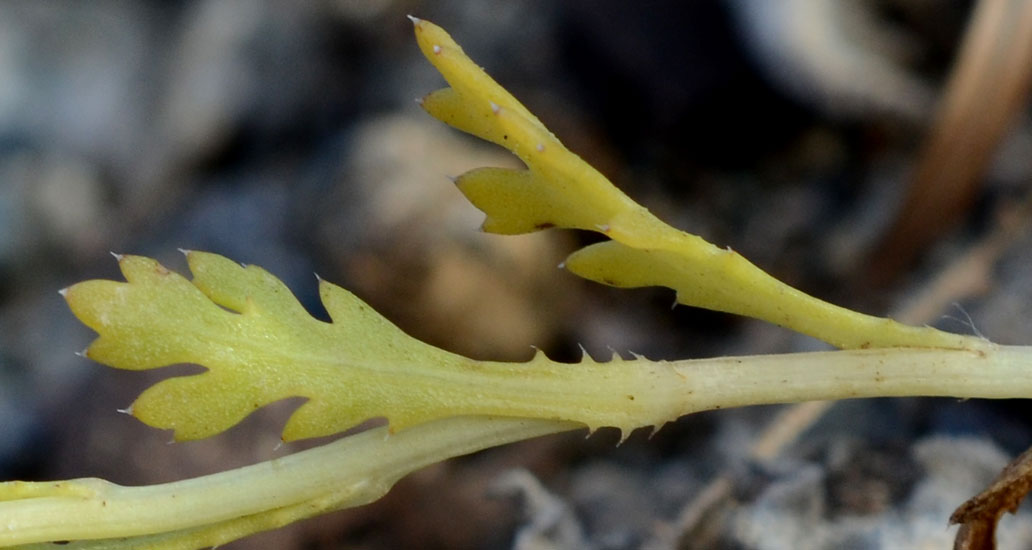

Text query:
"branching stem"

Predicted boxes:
[[3, 344, 1031, 548]]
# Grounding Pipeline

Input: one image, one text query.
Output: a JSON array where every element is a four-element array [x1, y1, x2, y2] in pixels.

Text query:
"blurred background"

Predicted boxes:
[[3, 0, 1032, 548]]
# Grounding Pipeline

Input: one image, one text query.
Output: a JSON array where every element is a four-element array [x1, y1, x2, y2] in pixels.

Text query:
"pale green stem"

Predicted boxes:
[[0, 416, 578, 548], [663, 344, 1029, 412], [4, 344, 1032, 548]]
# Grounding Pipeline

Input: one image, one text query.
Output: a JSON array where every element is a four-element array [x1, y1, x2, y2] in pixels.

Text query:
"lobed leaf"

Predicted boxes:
[[412, 17, 986, 352], [64, 252, 705, 441], [413, 17, 646, 236], [65, 252, 470, 441]]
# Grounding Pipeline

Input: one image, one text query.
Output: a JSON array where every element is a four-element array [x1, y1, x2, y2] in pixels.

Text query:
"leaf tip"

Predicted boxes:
[[406, 14, 421, 25]]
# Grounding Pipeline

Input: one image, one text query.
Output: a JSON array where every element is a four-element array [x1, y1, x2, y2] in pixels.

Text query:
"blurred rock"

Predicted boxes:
[[568, 459, 700, 550], [968, 226, 1032, 346], [0, 151, 112, 269], [730, 436, 1032, 549], [492, 468, 589, 550], [0, 352, 41, 474], [0, 2, 157, 173], [131, 0, 357, 223], [155, 0, 352, 163], [726, 0, 936, 122]]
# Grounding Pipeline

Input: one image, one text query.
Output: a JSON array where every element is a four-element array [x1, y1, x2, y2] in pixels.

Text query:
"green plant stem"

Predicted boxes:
[[663, 344, 1025, 412], [0, 417, 578, 548], [3, 343, 1031, 548]]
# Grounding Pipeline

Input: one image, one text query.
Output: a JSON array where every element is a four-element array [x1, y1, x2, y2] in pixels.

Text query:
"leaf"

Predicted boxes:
[[64, 252, 699, 441], [413, 17, 647, 237], [65, 252, 471, 441], [563, 241, 979, 350], [412, 17, 984, 352]]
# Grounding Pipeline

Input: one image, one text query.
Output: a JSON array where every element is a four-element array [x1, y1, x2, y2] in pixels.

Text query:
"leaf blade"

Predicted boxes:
[[64, 253, 469, 441], [411, 17, 988, 352]]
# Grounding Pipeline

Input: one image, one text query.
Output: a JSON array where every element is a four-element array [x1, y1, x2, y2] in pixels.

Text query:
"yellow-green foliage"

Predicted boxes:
[[61, 17, 983, 445], [66, 251, 471, 441], [413, 17, 979, 352], [64, 252, 695, 440], [0, 17, 1007, 550]]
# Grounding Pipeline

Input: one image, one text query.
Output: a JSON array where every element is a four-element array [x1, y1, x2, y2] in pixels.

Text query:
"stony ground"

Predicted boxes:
[[3, 1, 1032, 549]]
